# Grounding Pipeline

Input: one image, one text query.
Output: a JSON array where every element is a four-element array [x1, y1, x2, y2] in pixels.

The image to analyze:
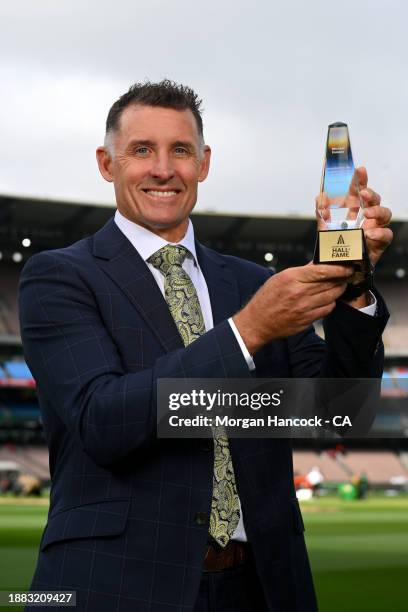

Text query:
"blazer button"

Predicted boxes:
[[195, 512, 209, 526]]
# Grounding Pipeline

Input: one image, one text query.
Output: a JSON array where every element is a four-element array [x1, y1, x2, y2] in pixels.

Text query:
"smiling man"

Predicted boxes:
[[19, 80, 391, 611]]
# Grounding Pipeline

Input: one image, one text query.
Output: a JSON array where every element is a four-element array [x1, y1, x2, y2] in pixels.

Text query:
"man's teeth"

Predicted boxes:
[[146, 190, 177, 198]]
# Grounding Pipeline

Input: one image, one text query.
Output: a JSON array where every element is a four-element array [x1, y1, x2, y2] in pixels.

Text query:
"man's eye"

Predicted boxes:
[[135, 147, 149, 156], [174, 147, 188, 155]]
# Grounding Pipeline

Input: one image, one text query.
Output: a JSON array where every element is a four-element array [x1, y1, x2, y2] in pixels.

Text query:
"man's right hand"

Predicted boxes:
[[233, 264, 354, 355]]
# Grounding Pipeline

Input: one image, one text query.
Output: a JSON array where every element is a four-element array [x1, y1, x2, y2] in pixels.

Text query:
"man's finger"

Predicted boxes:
[[360, 187, 381, 208], [315, 193, 331, 230], [348, 166, 368, 196], [305, 280, 350, 296], [315, 192, 330, 211], [364, 205, 392, 226], [303, 285, 347, 311], [364, 227, 394, 245], [300, 264, 354, 283]]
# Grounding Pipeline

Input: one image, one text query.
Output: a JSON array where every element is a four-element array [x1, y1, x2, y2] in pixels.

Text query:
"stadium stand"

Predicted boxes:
[[341, 451, 408, 485], [293, 450, 349, 481], [3, 360, 32, 380], [377, 279, 408, 354], [0, 402, 40, 424], [293, 449, 408, 485], [0, 299, 10, 334], [400, 452, 408, 471], [0, 445, 49, 480], [381, 368, 408, 397], [0, 263, 20, 336]]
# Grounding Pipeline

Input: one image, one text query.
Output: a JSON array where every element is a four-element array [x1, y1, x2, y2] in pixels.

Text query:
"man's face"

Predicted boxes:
[[97, 104, 211, 242]]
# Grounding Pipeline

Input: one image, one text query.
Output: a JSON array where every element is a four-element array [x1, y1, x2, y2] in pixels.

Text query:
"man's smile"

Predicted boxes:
[[142, 188, 182, 201]]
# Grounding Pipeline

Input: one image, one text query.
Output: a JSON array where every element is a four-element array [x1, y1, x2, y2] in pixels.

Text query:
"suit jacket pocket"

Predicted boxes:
[[40, 498, 130, 552]]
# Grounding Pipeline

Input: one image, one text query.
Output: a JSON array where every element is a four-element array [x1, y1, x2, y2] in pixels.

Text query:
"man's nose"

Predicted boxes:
[[150, 152, 175, 181]]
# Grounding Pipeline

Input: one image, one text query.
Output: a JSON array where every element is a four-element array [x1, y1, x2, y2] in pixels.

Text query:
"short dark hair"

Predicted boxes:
[[105, 79, 204, 142]]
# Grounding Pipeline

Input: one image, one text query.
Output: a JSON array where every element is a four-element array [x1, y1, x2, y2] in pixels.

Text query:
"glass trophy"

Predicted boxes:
[[313, 122, 371, 296]]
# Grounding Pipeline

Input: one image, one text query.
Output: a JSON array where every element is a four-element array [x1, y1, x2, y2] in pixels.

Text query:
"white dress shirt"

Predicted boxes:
[[114, 209, 376, 542]]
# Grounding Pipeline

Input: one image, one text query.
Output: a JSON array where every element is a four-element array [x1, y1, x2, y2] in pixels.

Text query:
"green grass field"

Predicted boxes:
[[304, 496, 408, 611], [0, 495, 407, 611]]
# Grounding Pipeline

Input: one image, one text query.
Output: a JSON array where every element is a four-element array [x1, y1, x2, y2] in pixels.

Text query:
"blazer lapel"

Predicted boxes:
[[195, 242, 241, 325], [92, 218, 184, 353], [92, 219, 241, 352]]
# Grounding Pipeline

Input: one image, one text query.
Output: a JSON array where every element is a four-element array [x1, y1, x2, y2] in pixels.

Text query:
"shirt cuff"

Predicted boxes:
[[228, 291, 375, 370], [358, 291, 377, 316], [228, 317, 256, 371]]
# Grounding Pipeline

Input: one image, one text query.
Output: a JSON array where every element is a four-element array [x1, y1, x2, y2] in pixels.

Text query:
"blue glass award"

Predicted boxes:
[[314, 122, 371, 296]]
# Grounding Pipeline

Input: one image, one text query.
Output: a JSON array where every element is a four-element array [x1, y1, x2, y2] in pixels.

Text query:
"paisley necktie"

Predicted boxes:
[[148, 245, 240, 547]]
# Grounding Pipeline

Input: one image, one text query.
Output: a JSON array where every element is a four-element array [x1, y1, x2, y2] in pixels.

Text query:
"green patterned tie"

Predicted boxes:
[[148, 245, 240, 547]]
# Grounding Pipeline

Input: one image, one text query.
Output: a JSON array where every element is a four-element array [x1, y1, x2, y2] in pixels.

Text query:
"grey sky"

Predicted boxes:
[[1, 0, 407, 218]]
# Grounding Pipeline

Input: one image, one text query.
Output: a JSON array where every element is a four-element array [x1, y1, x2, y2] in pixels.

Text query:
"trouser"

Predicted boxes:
[[194, 547, 269, 612]]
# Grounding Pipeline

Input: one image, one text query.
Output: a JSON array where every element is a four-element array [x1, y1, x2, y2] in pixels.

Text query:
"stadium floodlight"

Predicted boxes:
[[264, 252, 274, 262], [396, 268, 406, 279], [12, 252, 23, 263], [22, 238, 31, 248]]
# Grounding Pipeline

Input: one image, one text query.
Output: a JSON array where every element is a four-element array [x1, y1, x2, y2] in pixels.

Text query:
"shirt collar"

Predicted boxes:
[[114, 209, 198, 264]]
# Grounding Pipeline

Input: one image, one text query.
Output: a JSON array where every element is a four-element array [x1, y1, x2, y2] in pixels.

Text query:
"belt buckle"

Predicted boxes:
[[203, 540, 247, 573]]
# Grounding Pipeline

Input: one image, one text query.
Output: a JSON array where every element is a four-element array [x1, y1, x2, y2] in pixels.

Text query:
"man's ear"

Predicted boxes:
[[198, 145, 211, 183], [96, 147, 114, 183]]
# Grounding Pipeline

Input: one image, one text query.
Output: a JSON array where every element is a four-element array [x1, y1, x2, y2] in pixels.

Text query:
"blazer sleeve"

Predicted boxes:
[[286, 288, 389, 378], [18, 251, 252, 468], [255, 265, 389, 379]]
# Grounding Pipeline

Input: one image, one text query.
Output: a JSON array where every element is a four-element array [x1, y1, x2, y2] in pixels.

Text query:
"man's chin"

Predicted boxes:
[[139, 217, 191, 241]]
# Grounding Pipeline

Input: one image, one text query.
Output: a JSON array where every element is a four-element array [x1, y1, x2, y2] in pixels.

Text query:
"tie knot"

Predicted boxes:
[[148, 245, 188, 275]]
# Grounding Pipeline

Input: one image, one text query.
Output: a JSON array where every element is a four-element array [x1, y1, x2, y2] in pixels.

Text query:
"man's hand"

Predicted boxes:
[[316, 167, 393, 266], [233, 264, 354, 355], [315, 167, 393, 308], [355, 167, 393, 265]]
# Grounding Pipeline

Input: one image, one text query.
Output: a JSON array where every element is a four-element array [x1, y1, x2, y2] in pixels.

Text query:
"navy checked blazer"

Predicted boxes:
[[19, 217, 388, 612]]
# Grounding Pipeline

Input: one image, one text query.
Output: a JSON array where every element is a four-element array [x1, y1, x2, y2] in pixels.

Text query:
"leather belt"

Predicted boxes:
[[203, 540, 249, 572]]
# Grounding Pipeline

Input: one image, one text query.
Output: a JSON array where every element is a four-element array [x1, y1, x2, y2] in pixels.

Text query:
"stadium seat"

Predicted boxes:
[[381, 372, 395, 392], [4, 361, 33, 380]]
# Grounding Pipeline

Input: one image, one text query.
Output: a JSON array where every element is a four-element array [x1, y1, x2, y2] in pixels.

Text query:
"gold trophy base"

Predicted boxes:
[[314, 228, 363, 263], [313, 228, 372, 297]]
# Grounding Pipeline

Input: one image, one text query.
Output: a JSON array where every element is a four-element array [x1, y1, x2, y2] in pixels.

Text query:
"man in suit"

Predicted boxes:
[[19, 80, 392, 611]]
